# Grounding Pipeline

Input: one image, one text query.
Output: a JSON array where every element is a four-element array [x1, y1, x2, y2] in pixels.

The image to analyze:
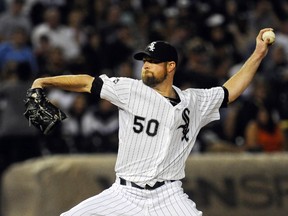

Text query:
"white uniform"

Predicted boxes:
[[61, 74, 225, 216]]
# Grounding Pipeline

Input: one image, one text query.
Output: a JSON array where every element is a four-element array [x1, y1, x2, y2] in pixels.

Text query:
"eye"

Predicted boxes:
[[143, 59, 162, 64], [150, 59, 162, 64]]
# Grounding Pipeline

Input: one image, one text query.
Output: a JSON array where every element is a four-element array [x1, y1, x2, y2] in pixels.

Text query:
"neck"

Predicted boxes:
[[154, 82, 176, 99], [150, 70, 176, 98]]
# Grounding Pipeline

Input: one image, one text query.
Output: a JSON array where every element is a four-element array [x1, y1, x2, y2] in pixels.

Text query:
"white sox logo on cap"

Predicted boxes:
[[148, 42, 157, 52], [133, 41, 178, 64]]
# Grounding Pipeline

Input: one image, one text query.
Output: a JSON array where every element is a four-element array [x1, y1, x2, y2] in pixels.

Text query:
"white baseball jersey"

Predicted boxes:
[[99, 74, 225, 187]]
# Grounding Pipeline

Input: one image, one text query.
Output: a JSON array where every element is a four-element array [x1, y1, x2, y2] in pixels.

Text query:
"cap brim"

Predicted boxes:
[[133, 51, 151, 60]]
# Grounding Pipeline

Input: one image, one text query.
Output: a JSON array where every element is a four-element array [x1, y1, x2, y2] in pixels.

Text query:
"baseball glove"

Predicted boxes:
[[23, 88, 67, 135]]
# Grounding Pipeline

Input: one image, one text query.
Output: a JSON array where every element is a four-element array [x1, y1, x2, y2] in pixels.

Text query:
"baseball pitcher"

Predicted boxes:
[[24, 28, 273, 215]]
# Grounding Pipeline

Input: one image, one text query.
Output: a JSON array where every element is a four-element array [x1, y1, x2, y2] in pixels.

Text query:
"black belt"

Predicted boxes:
[[119, 177, 175, 190]]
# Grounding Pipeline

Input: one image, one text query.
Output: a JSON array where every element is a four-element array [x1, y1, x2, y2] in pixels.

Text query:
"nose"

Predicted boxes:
[[143, 61, 150, 69]]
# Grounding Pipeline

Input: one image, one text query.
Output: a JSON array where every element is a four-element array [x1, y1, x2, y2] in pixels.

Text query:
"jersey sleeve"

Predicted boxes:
[[99, 74, 131, 109], [193, 86, 225, 127]]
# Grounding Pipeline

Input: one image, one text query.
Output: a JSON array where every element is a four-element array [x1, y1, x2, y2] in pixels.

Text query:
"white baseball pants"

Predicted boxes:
[[60, 179, 202, 216]]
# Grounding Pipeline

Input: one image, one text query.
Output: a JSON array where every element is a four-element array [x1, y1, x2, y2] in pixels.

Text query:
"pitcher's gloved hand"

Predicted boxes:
[[23, 88, 67, 135]]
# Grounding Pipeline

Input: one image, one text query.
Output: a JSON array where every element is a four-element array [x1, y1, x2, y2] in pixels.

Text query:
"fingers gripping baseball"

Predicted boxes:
[[254, 28, 274, 58], [262, 30, 275, 44], [23, 88, 67, 135]]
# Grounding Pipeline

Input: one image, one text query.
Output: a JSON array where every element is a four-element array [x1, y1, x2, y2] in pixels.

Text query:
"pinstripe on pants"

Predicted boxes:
[[60, 180, 202, 216]]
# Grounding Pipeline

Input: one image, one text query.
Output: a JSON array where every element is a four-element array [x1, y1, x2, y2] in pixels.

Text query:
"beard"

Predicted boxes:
[[142, 70, 168, 87]]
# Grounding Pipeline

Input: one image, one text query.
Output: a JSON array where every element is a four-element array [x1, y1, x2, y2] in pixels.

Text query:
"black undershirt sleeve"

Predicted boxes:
[[90, 77, 104, 99], [220, 86, 229, 108]]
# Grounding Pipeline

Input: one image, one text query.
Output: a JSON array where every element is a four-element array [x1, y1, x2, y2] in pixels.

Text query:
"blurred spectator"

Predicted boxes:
[[0, 0, 32, 42], [224, 75, 273, 146], [263, 44, 288, 107], [133, 12, 150, 49], [61, 94, 89, 153], [247, 0, 281, 34], [244, 105, 286, 152], [38, 88, 77, 155], [66, 8, 88, 48], [64, 0, 91, 25], [272, 0, 288, 20], [34, 34, 52, 73], [178, 37, 218, 88], [115, 60, 134, 78], [47, 88, 77, 112], [0, 27, 38, 77], [28, 0, 68, 26], [164, 6, 192, 66], [105, 24, 134, 72], [81, 29, 107, 76], [274, 18, 288, 60], [224, 0, 253, 58], [0, 1, 6, 13], [199, 123, 242, 153], [205, 14, 239, 83], [82, 100, 119, 153], [39, 46, 68, 77], [0, 62, 41, 175], [64, 7, 90, 74], [85, 0, 110, 27], [31, 7, 80, 61], [262, 44, 288, 145], [99, 4, 123, 44]]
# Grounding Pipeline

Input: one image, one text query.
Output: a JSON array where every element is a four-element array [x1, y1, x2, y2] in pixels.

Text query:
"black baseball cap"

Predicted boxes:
[[134, 41, 178, 64]]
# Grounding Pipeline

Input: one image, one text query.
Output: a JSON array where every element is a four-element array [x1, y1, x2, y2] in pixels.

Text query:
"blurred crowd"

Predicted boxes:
[[0, 0, 288, 173]]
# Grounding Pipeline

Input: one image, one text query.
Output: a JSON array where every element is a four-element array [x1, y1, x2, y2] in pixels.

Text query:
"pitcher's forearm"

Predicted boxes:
[[31, 75, 95, 93], [223, 28, 271, 103], [223, 52, 263, 103]]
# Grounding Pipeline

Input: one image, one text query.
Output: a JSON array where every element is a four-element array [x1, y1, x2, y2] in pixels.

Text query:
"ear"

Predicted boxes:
[[167, 61, 176, 73]]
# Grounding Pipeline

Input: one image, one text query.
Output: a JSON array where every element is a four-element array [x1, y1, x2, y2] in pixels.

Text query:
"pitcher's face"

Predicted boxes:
[[141, 58, 168, 87]]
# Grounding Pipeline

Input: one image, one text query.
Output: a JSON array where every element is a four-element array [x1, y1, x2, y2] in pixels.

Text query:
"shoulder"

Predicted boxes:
[[182, 86, 224, 96], [180, 86, 226, 109], [100, 74, 140, 85]]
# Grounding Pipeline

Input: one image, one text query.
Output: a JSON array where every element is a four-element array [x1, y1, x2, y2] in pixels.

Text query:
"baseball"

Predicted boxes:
[[262, 30, 275, 44]]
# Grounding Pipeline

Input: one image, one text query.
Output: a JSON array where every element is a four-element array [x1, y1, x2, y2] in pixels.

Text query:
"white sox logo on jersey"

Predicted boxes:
[[177, 108, 190, 141], [113, 78, 120, 84]]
